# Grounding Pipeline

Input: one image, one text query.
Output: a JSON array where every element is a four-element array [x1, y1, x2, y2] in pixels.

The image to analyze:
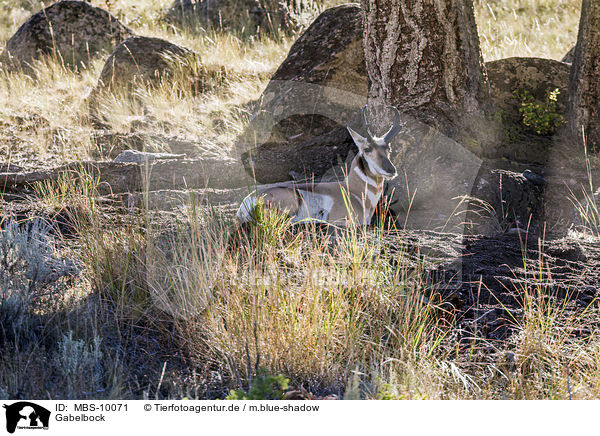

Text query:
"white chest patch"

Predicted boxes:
[[293, 190, 334, 222], [354, 166, 377, 187], [365, 189, 381, 207]]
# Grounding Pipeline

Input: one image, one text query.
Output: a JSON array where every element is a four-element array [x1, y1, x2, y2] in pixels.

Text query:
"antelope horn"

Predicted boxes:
[[383, 106, 402, 144], [361, 105, 375, 139]]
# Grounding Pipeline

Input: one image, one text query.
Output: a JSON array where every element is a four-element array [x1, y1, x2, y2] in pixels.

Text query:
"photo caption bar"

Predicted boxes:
[[0, 400, 595, 435]]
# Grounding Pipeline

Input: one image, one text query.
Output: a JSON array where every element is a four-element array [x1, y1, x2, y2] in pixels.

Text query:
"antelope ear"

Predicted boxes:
[[347, 126, 368, 152]]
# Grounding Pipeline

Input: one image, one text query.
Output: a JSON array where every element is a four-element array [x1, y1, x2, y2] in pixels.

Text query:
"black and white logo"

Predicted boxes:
[[3, 402, 50, 434]]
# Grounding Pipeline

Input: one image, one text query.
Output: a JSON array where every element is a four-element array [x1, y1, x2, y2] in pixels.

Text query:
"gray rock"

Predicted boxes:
[[468, 168, 546, 234], [93, 36, 202, 94], [88, 36, 203, 124], [123, 187, 248, 211], [113, 150, 186, 164], [239, 4, 365, 183], [1, 1, 131, 72], [256, 4, 364, 96], [166, 0, 317, 32], [486, 57, 570, 163], [486, 57, 570, 126]]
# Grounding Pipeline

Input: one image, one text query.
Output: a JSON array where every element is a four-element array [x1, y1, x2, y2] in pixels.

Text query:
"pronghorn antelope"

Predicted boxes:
[[237, 106, 402, 226]]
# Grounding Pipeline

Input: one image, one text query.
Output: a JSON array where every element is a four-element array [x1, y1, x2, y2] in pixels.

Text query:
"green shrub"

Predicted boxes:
[[513, 88, 566, 136], [225, 370, 290, 400], [376, 383, 406, 400]]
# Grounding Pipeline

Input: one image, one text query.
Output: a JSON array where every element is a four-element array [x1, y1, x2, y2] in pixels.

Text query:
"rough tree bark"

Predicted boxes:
[[360, 0, 495, 146], [568, 0, 600, 151]]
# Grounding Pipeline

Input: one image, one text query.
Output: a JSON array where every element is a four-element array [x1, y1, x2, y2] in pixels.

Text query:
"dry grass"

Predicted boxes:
[[2, 0, 599, 400], [39, 180, 600, 399], [475, 0, 580, 61]]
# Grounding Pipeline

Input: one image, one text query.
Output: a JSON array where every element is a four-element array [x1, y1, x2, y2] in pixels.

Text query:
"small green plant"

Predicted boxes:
[[376, 384, 406, 400], [225, 370, 290, 400], [248, 198, 293, 248], [513, 88, 566, 136]]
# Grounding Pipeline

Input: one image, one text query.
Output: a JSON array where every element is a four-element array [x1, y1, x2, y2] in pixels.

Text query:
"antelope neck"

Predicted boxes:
[[348, 155, 384, 209]]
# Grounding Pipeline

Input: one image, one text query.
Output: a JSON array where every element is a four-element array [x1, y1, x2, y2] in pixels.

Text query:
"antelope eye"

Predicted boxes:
[[364, 146, 373, 153]]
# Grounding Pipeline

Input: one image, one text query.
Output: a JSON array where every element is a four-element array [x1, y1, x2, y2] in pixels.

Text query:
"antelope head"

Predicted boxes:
[[347, 106, 402, 180]]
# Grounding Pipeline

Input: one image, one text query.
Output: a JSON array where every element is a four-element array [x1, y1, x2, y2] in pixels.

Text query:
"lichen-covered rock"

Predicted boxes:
[[0, 159, 250, 197], [240, 4, 365, 183], [245, 9, 573, 186], [0, 1, 131, 72], [167, 0, 318, 32], [469, 168, 546, 233], [486, 57, 570, 125], [93, 36, 202, 93], [113, 150, 186, 164], [88, 36, 203, 124]]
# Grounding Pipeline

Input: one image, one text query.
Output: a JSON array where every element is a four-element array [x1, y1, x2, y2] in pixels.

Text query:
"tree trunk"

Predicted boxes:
[[568, 0, 600, 151], [360, 0, 495, 146]]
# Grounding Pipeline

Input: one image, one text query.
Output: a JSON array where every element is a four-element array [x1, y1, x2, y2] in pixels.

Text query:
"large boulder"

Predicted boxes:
[[240, 4, 365, 183], [250, 3, 364, 95], [166, 0, 318, 32], [0, 1, 131, 72], [93, 36, 202, 93], [486, 57, 570, 126], [486, 57, 570, 163], [0, 159, 250, 198], [88, 36, 203, 122]]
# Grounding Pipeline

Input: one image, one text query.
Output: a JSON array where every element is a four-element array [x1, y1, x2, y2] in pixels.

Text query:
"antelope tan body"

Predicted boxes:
[[237, 106, 401, 227]]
